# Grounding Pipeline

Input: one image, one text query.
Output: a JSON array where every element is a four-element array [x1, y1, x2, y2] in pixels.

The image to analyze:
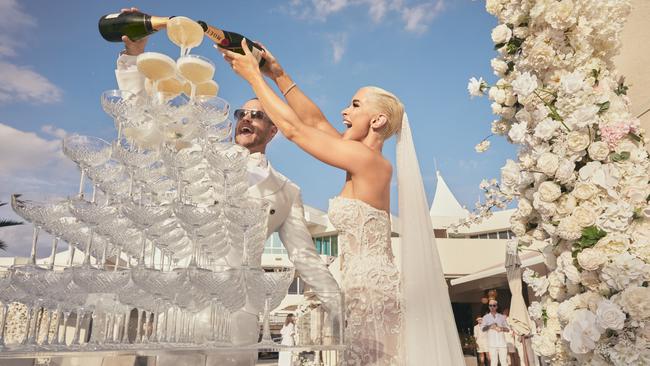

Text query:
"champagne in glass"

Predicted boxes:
[[177, 55, 215, 100], [183, 80, 219, 97], [166, 16, 204, 57], [136, 52, 176, 92]]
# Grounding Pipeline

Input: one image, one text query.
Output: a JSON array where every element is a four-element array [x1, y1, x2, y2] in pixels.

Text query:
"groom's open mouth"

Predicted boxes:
[[343, 120, 352, 128], [238, 125, 255, 136]]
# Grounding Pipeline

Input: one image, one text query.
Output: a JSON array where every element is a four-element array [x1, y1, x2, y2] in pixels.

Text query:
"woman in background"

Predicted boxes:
[[278, 314, 296, 366]]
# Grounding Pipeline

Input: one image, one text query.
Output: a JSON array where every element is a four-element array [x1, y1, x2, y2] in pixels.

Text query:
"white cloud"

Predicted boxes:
[[402, 0, 445, 34], [329, 33, 348, 63], [0, 0, 36, 57], [41, 124, 68, 139], [285, 0, 441, 32], [0, 61, 63, 104], [0, 0, 63, 104], [0, 123, 78, 258]]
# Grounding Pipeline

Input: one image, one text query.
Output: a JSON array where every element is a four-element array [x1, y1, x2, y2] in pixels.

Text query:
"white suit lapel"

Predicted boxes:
[[247, 162, 287, 198]]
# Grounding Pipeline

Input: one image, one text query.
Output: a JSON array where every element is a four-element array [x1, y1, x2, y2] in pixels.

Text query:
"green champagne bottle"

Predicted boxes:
[[98, 11, 170, 42], [197, 21, 266, 67]]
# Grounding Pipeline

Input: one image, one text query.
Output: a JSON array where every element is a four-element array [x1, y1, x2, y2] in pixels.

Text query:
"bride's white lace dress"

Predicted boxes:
[[328, 196, 402, 366]]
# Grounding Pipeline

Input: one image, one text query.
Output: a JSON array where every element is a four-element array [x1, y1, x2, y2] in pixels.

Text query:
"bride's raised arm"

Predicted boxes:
[[253, 43, 341, 138], [220, 39, 377, 174]]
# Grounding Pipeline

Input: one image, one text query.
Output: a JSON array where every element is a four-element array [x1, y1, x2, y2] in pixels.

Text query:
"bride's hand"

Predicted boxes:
[[257, 42, 284, 80], [218, 38, 264, 85]]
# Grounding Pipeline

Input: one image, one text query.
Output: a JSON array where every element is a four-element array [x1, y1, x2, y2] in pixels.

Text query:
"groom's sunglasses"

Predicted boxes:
[[234, 109, 271, 123]]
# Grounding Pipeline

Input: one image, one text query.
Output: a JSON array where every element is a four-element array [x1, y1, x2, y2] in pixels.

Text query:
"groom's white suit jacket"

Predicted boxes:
[[115, 52, 340, 311]]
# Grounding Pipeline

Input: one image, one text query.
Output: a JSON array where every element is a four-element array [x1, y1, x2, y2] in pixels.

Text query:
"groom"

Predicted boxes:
[[113, 9, 341, 366]]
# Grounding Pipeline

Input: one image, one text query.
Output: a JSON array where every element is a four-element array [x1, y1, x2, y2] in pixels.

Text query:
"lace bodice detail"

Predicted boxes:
[[328, 197, 402, 366]]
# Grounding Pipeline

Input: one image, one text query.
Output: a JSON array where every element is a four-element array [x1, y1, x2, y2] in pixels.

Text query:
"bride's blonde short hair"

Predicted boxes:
[[363, 86, 404, 140]]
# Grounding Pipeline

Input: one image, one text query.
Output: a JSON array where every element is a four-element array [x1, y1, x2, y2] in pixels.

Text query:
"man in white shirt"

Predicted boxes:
[[113, 9, 341, 365], [482, 299, 509, 366]]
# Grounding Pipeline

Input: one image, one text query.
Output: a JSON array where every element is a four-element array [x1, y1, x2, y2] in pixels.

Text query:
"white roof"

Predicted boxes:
[[429, 170, 469, 218]]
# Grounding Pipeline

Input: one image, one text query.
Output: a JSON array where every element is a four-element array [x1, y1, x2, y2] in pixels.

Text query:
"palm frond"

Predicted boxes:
[[0, 202, 6, 207], [0, 240, 6, 251], [0, 219, 23, 227]]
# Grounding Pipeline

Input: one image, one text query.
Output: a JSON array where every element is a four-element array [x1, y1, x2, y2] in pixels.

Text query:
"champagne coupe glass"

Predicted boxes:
[[112, 138, 161, 198], [204, 143, 250, 200], [161, 145, 204, 202], [195, 96, 230, 127], [202, 118, 233, 147], [255, 267, 295, 346], [166, 16, 204, 57], [62, 135, 112, 198], [86, 160, 125, 203], [173, 202, 220, 268], [224, 198, 270, 267], [120, 198, 171, 268], [101, 90, 137, 139], [177, 55, 215, 101], [136, 52, 176, 93], [193, 79, 219, 98]]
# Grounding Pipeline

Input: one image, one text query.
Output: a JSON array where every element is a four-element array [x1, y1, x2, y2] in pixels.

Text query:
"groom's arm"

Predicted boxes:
[[278, 187, 342, 315]]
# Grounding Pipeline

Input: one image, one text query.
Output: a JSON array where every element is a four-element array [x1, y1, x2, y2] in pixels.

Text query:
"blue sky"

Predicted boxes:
[[0, 0, 516, 256]]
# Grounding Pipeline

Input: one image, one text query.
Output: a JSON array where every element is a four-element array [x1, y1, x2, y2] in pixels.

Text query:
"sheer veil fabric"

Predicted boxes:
[[396, 113, 465, 365]]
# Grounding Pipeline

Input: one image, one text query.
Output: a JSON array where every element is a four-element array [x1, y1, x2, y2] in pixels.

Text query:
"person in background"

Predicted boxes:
[[278, 313, 296, 366], [474, 316, 490, 365], [482, 299, 510, 366]]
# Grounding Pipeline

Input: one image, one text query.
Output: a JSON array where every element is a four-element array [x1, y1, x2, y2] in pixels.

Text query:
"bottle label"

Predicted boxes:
[[105, 13, 120, 19]]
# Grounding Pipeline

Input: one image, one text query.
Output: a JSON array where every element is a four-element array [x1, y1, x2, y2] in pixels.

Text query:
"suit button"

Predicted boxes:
[[270, 209, 276, 215]]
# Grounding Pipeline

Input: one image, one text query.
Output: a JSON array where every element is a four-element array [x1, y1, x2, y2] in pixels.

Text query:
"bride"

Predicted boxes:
[[219, 39, 465, 365]]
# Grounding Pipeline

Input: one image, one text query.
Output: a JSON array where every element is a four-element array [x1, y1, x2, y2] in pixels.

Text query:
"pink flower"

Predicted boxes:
[[599, 122, 633, 149]]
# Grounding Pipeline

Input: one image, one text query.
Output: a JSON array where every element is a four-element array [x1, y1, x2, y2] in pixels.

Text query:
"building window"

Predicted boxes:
[[312, 235, 339, 256], [488, 232, 498, 239]]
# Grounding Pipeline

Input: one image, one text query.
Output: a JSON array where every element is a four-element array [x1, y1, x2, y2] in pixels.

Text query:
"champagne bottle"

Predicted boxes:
[[98, 11, 170, 42], [197, 21, 266, 67]]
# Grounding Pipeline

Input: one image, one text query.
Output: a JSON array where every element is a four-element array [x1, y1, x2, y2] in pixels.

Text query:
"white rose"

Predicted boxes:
[[491, 102, 503, 115], [573, 182, 597, 200], [517, 198, 533, 218], [491, 58, 509, 76], [536, 152, 560, 176], [512, 72, 539, 98], [532, 329, 557, 357], [588, 141, 610, 161], [555, 194, 577, 217], [513, 27, 528, 39], [561, 70, 585, 94], [561, 309, 603, 354], [488, 87, 506, 104], [596, 300, 626, 330], [500, 106, 515, 119], [555, 159, 576, 184], [558, 298, 578, 322], [515, 108, 532, 124], [596, 201, 634, 233], [538, 181, 562, 202], [491, 24, 512, 44], [594, 233, 630, 257], [601, 253, 649, 291], [508, 123, 527, 144], [568, 105, 599, 129], [619, 286, 650, 320], [534, 118, 561, 141], [566, 131, 590, 152], [485, 0, 502, 15], [558, 216, 582, 240], [529, 301, 543, 320], [467, 77, 486, 97], [577, 248, 607, 271], [501, 159, 521, 188], [572, 206, 597, 227]]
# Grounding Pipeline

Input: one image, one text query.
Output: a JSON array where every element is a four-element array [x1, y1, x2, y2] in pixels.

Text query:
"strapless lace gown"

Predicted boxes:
[[328, 197, 402, 366]]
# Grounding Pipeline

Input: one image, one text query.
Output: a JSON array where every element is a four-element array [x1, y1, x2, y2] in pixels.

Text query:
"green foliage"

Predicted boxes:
[[610, 151, 630, 162], [597, 101, 610, 114], [576, 225, 607, 249]]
